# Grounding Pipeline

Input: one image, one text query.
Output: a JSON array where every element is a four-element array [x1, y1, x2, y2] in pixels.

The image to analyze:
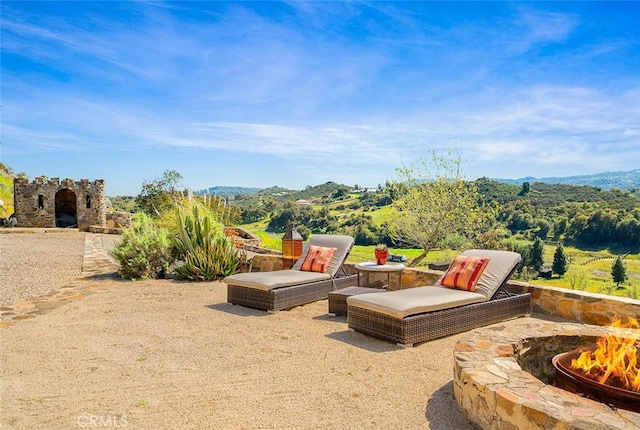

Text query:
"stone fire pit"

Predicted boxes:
[[453, 318, 640, 430]]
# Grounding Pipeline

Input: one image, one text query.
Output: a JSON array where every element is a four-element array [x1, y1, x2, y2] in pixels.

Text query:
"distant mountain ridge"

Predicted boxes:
[[493, 169, 640, 190], [197, 170, 640, 197], [196, 181, 350, 200], [196, 186, 262, 197]]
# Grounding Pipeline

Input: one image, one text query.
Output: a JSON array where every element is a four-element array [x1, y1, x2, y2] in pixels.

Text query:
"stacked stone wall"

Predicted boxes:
[[506, 281, 640, 325], [250, 255, 285, 272], [106, 212, 131, 229], [13, 177, 107, 231]]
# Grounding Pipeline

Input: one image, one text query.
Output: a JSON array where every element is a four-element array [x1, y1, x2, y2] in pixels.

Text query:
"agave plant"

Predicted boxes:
[[174, 205, 214, 255], [173, 205, 240, 281], [175, 236, 240, 281]]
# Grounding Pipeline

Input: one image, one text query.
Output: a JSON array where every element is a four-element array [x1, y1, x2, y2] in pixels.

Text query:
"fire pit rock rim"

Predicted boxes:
[[453, 319, 640, 430]]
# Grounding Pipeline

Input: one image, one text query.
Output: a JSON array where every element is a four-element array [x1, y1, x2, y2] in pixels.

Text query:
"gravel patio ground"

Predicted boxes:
[[0, 231, 476, 429]]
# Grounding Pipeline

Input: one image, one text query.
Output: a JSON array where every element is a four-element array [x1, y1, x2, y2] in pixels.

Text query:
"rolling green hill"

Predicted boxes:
[[495, 169, 640, 191], [197, 182, 354, 202]]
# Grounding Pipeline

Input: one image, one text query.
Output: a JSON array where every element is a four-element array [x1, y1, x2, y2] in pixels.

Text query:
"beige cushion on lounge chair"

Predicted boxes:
[[434, 249, 522, 300], [347, 249, 522, 319], [223, 234, 354, 293], [346, 286, 486, 319], [223, 270, 330, 291]]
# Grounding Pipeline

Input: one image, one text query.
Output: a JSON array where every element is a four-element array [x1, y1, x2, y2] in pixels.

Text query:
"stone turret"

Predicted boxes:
[[13, 177, 107, 231]]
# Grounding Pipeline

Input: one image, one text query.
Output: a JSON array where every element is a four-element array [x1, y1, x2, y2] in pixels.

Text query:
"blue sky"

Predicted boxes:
[[2, 1, 639, 196]]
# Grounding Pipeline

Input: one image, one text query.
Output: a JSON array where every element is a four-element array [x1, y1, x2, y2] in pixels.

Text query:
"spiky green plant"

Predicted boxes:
[[174, 205, 215, 256], [175, 236, 240, 281], [173, 205, 240, 281]]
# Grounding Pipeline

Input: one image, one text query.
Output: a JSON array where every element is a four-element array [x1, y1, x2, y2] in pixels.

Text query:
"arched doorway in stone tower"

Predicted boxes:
[[55, 188, 78, 228]]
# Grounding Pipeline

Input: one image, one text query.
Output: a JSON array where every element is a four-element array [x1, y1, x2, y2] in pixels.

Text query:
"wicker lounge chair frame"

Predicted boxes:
[[225, 234, 357, 312], [347, 251, 531, 346], [348, 288, 530, 346], [228, 272, 357, 312]]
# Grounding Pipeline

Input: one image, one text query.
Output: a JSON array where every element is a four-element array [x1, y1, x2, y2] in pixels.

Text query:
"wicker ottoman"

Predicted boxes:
[[328, 286, 382, 316]]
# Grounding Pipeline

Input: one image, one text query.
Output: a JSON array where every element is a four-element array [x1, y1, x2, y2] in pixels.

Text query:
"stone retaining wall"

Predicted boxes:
[[247, 257, 442, 288], [250, 254, 285, 272], [506, 281, 640, 326], [106, 212, 131, 229], [224, 227, 261, 249], [89, 225, 122, 235]]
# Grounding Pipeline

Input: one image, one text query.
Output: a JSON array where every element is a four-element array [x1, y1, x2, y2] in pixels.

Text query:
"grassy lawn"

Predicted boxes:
[[240, 220, 283, 251], [252, 230, 282, 251], [527, 245, 640, 299]]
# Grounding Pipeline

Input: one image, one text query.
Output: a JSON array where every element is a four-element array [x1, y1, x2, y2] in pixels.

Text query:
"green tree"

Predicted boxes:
[[109, 195, 137, 212], [306, 207, 338, 233], [553, 217, 568, 241], [296, 224, 311, 240], [267, 202, 300, 232], [612, 256, 627, 287], [577, 209, 617, 244], [387, 151, 496, 267], [512, 242, 531, 274], [530, 237, 545, 272], [565, 266, 589, 290], [240, 205, 267, 224], [332, 185, 350, 199], [135, 170, 183, 216], [566, 214, 587, 240], [615, 216, 640, 246], [340, 213, 382, 245], [535, 219, 551, 239], [552, 244, 568, 277]]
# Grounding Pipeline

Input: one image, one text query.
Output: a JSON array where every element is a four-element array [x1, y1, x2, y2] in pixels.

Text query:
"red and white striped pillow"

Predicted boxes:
[[441, 255, 490, 291], [300, 245, 336, 273]]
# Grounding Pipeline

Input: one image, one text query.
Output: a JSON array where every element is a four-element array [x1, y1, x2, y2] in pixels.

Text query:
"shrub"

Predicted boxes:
[[173, 205, 240, 281], [110, 212, 173, 279]]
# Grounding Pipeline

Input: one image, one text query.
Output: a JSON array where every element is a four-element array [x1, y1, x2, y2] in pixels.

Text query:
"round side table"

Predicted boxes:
[[354, 262, 405, 290]]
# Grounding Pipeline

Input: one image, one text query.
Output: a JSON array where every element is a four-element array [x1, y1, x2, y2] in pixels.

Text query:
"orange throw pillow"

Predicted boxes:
[[300, 245, 337, 273], [441, 255, 490, 291]]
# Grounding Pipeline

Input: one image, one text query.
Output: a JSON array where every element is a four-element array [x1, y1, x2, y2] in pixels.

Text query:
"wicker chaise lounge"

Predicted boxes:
[[346, 249, 531, 346], [224, 234, 357, 312]]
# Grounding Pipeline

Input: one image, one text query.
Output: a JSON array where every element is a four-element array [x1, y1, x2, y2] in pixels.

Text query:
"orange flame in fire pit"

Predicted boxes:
[[571, 317, 640, 392]]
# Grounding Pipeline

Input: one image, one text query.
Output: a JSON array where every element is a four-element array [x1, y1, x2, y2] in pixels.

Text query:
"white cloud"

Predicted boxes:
[[507, 6, 580, 54], [518, 7, 579, 42], [5, 76, 638, 178], [3, 1, 639, 192]]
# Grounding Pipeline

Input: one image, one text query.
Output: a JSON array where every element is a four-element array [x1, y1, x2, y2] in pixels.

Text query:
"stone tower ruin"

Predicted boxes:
[[13, 177, 107, 231]]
